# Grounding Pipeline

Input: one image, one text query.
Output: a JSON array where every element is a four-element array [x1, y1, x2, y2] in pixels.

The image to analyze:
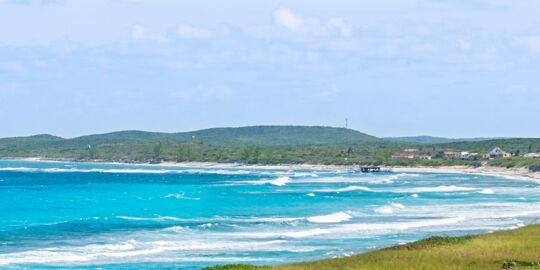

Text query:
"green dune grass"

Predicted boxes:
[[203, 224, 540, 270]]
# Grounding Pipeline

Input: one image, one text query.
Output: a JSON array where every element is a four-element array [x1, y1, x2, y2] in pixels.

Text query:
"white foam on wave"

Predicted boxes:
[[392, 203, 405, 208], [307, 212, 352, 223], [0, 166, 260, 176], [478, 188, 495, 194], [380, 202, 540, 221], [314, 186, 372, 193], [500, 174, 540, 184], [269, 177, 291, 186], [0, 167, 39, 172], [119, 214, 307, 225], [0, 238, 288, 266], [231, 216, 466, 239], [334, 216, 466, 234], [278, 173, 420, 185], [116, 216, 182, 222], [411, 194, 419, 198], [399, 185, 477, 193], [374, 206, 393, 214], [369, 176, 397, 184], [42, 168, 172, 174], [374, 203, 405, 214], [185, 169, 253, 175], [368, 174, 420, 184], [226, 176, 292, 186], [161, 193, 200, 200]]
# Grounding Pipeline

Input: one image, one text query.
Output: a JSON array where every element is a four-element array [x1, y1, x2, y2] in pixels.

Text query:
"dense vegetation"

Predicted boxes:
[[203, 224, 540, 270], [0, 126, 538, 169]]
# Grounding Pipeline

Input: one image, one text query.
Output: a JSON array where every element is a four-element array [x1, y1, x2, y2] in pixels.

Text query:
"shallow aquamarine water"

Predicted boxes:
[[0, 160, 539, 269]]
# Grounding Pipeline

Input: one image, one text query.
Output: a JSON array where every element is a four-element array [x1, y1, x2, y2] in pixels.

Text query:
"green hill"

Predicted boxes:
[[186, 126, 378, 146], [0, 126, 382, 161], [0, 126, 378, 148]]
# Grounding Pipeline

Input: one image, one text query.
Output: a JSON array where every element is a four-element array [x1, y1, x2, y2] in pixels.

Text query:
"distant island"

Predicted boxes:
[[1, 125, 539, 174]]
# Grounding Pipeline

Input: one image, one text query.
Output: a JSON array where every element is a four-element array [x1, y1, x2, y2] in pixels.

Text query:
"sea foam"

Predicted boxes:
[[400, 185, 477, 193], [478, 188, 495, 194], [270, 177, 291, 186], [315, 186, 372, 193], [307, 212, 352, 223]]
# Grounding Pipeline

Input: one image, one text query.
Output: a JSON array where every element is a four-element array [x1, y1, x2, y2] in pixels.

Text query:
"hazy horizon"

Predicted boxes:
[[1, 0, 539, 138]]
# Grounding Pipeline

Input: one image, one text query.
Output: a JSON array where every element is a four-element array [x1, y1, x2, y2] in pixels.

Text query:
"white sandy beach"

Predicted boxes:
[[13, 157, 540, 180]]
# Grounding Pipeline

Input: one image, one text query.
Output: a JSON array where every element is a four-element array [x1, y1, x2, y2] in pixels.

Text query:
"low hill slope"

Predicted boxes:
[[186, 126, 378, 146], [0, 126, 379, 148]]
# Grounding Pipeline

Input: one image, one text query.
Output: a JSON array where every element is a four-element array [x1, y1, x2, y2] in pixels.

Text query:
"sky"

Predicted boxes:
[[0, 0, 539, 138]]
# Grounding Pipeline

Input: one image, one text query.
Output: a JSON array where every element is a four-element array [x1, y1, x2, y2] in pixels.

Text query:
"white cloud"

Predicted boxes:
[[171, 85, 234, 101], [517, 36, 540, 52], [410, 42, 438, 54], [457, 38, 471, 50], [177, 23, 214, 39], [273, 8, 303, 31], [0, 61, 25, 72], [271, 8, 350, 38], [131, 24, 167, 43], [481, 45, 497, 58], [504, 84, 531, 94], [203, 85, 233, 99], [1, 0, 61, 5], [0, 81, 18, 94], [330, 18, 352, 38]]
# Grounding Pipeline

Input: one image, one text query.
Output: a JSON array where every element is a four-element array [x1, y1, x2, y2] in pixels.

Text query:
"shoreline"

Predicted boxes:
[[4, 157, 539, 180]]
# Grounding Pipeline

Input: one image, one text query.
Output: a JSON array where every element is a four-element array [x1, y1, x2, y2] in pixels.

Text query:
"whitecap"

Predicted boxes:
[[315, 186, 372, 193], [231, 217, 467, 239], [307, 212, 352, 223], [399, 185, 477, 193], [0, 167, 39, 172], [478, 188, 495, 194], [391, 203, 405, 209], [116, 216, 182, 222], [411, 194, 419, 198], [306, 193, 315, 197], [374, 203, 405, 214], [374, 206, 393, 214], [161, 193, 200, 200], [269, 177, 291, 186]]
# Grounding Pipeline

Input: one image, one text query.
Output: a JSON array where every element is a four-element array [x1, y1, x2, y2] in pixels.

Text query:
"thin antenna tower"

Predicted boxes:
[[345, 118, 348, 129]]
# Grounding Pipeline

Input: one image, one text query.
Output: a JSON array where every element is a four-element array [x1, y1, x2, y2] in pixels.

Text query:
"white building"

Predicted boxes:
[[488, 147, 511, 159]]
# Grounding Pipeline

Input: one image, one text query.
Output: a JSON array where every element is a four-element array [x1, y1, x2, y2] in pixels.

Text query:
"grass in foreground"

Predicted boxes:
[[203, 224, 540, 270]]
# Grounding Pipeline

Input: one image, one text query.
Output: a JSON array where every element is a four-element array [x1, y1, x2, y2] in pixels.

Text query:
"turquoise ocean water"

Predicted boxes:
[[0, 160, 539, 269]]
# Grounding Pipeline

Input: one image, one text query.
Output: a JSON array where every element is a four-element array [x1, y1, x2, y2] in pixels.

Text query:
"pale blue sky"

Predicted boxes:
[[0, 0, 539, 138]]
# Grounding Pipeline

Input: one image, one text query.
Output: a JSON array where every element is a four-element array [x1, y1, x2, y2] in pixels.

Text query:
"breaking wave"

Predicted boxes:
[[314, 186, 372, 193], [398, 185, 477, 193], [307, 212, 352, 223]]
